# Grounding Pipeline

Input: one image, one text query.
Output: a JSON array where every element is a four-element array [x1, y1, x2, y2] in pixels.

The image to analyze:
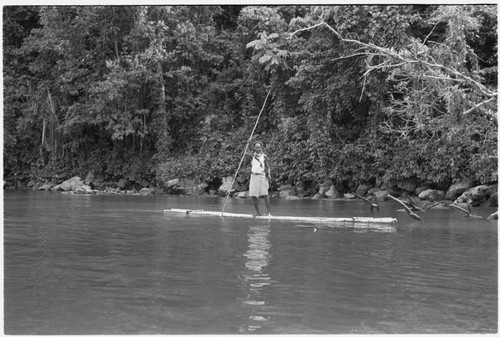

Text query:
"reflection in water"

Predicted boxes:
[[241, 223, 272, 333]]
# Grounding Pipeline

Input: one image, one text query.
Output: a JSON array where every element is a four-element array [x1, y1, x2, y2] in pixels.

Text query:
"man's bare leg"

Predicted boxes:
[[252, 197, 261, 216], [263, 195, 271, 216]]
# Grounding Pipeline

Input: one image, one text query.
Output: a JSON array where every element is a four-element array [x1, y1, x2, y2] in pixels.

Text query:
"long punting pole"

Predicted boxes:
[[221, 89, 272, 215]]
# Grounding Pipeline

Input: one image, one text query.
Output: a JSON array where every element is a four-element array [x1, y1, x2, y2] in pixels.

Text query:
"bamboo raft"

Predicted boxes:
[[164, 208, 398, 224]]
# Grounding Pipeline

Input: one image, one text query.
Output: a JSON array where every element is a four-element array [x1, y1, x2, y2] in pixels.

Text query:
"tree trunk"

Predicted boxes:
[[158, 60, 166, 115], [42, 119, 46, 146], [112, 7, 120, 59]]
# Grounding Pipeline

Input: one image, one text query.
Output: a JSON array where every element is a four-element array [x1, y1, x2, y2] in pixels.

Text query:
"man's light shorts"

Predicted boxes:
[[249, 174, 269, 197]]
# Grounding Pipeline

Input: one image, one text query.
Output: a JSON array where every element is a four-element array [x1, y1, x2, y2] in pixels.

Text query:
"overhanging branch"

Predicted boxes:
[[290, 20, 498, 100]]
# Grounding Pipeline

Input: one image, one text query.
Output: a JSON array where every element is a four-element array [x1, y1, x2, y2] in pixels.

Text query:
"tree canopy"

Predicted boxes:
[[3, 5, 497, 190]]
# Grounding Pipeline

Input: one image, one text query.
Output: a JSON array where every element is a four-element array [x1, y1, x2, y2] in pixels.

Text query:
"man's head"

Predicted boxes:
[[253, 141, 263, 152]]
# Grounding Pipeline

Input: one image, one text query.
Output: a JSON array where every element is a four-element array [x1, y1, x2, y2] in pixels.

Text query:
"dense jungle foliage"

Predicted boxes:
[[3, 5, 498, 191]]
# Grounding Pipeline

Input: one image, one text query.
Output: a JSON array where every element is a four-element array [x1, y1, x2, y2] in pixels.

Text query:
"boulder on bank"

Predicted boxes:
[[318, 179, 333, 197], [236, 191, 249, 198], [489, 191, 498, 207], [484, 184, 498, 207], [295, 181, 305, 194], [116, 178, 130, 190], [284, 195, 301, 200], [418, 189, 445, 202], [177, 179, 208, 196], [415, 184, 431, 196], [355, 184, 372, 196], [373, 190, 389, 201], [89, 172, 106, 190], [218, 176, 236, 196], [38, 182, 56, 191], [52, 177, 84, 191], [103, 187, 121, 194], [270, 191, 280, 199], [139, 187, 156, 196], [397, 179, 417, 193], [74, 185, 95, 194], [85, 171, 95, 185], [163, 178, 180, 194], [137, 179, 150, 188], [166, 178, 180, 188], [325, 185, 340, 199], [335, 180, 346, 193], [279, 189, 296, 199], [124, 173, 137, 184], [382, 181, 402, 197], [446, 181, 474, 200], [368, 187, 382, 195], [457, 185, 490, 206], [312, 193, 322, 200], [278, 184, 293, 191]]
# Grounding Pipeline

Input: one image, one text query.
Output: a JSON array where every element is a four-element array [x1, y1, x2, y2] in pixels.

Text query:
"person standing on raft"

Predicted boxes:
[[246, 141, 271, 216]]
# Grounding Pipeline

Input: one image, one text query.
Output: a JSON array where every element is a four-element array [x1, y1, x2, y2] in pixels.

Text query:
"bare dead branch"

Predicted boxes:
[[462, 96, 496, 115], [289, 22, 324, 37], [359, 74, 367, 102], [331, 52, 379, 62], [292, 20, 497, 100], [422, 75, 465, 82], [363, 61, 409, 76], [290, 17, 498, 132], [416, 59, 496, 97], [423, 23, 439, 45]]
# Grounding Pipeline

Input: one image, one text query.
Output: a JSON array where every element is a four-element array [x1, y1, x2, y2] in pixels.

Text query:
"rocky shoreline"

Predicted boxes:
[[6, 172, 498, 213]]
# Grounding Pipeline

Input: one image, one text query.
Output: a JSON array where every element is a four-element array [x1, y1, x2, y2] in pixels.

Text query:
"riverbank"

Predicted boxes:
[[5, 173, 497, 212]]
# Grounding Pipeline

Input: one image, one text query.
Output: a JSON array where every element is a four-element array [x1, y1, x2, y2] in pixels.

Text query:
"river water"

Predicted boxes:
[[3, 190, 497, 334]]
